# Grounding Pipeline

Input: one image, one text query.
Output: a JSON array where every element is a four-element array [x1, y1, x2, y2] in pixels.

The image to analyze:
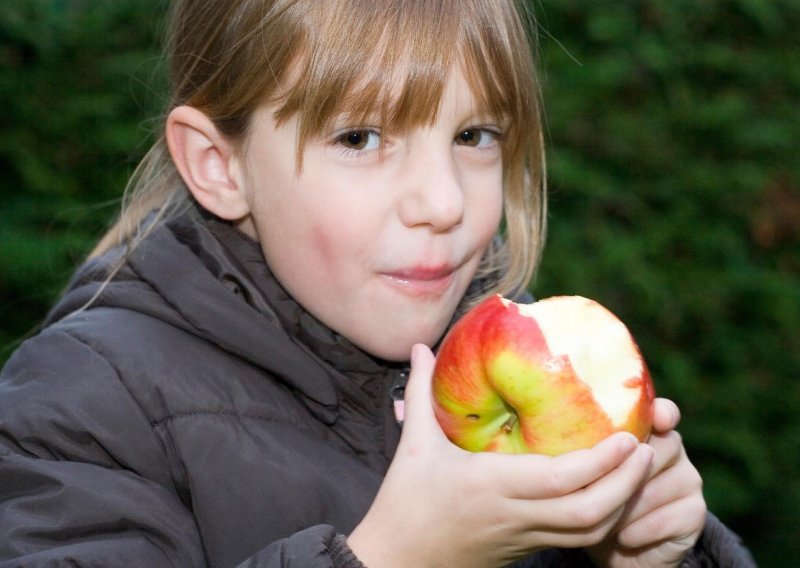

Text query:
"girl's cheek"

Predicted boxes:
[[311, 224, 335, 265]]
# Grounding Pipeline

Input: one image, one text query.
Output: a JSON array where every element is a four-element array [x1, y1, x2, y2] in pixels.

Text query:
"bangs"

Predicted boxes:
[[272, 0, 537, 162]]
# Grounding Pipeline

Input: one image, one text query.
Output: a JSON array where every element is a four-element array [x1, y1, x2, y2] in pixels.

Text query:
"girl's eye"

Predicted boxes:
[[337, 129, 380, 152], [455, 128, 500, 148]]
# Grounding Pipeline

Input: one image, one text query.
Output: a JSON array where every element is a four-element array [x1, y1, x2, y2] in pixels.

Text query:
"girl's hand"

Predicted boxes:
[[347, 344, 655, 568], [587, 399, 707, 568]]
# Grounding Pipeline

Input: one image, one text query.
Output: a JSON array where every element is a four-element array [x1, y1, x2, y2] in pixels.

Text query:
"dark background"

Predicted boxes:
[[1, 1, 798, 564]]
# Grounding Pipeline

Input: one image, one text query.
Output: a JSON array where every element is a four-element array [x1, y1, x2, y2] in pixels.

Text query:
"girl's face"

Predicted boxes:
[[239, 69, 504, 361]]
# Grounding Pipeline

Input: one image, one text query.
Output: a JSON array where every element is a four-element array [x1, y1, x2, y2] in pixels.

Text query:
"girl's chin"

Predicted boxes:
[[338, 283, 466, 361], [366, 343, 422, 363], [356, 322, 450, 362]]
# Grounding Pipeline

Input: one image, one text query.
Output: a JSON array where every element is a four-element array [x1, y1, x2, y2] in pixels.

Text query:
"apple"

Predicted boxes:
[[432, 294, 654, 456]]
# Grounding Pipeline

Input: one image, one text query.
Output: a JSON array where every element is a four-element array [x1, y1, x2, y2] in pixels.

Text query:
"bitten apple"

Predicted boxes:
[[432, 295, 654, 456]]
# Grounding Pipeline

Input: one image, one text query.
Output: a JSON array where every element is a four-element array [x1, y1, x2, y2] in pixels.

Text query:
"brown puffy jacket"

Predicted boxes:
[[0, 210, 755, 567]]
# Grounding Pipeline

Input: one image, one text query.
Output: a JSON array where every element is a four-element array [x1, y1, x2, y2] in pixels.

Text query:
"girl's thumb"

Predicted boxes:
[[397, 343, 437, 430]]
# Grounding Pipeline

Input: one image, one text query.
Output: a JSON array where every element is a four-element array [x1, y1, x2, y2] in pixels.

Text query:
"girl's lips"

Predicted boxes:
[[380, 266, 456, 296]]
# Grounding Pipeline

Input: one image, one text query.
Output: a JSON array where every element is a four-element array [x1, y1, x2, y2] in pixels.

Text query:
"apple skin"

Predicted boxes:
[[432, 295, 654, 456]]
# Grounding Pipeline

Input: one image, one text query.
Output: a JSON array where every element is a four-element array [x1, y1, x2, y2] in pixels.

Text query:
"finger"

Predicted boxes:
[[617, 445, 702, 528], [651, 398, 681, 433], [483, 432, 640, 500], [646, 430, 685, 478], [481, 432, 641, 500], [503, 444, 655, 546], [397, 344, 447, 442], [616, 490, 707, 550], [548, 444, 654, 530]]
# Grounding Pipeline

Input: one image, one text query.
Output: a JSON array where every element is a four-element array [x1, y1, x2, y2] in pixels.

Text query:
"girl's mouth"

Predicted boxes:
[[380, 265, 456, 297]]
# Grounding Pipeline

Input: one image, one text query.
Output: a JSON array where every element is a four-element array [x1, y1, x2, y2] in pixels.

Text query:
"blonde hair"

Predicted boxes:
[[92, 0, 547, 300]]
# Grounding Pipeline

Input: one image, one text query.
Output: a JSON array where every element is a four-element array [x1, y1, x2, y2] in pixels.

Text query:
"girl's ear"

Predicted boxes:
[[166, 105, 250, 221]]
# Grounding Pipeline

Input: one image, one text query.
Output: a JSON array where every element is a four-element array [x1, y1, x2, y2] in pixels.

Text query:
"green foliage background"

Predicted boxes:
[[1, 1, 798, 565]]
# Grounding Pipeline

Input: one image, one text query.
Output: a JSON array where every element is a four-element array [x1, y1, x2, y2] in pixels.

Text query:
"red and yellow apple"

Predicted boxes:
[[432, 295, 654, 456]]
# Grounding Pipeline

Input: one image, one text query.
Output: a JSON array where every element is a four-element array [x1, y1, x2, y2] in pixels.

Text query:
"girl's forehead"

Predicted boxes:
[[262, 0, 532, 153]]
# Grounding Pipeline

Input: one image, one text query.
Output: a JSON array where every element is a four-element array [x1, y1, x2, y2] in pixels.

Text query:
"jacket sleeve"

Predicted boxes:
[[0, 330, 366, 568], [235, 526, 363, 568], [0, 330, 206, 566], [680, 512, 757, 568]]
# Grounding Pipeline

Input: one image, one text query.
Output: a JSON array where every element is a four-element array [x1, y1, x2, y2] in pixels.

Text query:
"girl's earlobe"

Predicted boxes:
[[166, 105, 251, 221]]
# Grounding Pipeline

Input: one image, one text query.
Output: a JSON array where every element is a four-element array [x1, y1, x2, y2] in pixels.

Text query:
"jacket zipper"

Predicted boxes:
[[388, 367, 409, 425]]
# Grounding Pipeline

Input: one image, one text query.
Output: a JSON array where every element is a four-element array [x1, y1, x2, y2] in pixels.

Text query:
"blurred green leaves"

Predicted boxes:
[[0, 0, 167, 351]]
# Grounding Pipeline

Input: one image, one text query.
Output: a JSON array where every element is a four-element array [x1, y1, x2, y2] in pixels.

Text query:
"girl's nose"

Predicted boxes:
[[398, 148, 465, 231]]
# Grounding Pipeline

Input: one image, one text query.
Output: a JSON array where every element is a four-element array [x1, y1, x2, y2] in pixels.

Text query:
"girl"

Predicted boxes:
[[0, 1, 754, 566]]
